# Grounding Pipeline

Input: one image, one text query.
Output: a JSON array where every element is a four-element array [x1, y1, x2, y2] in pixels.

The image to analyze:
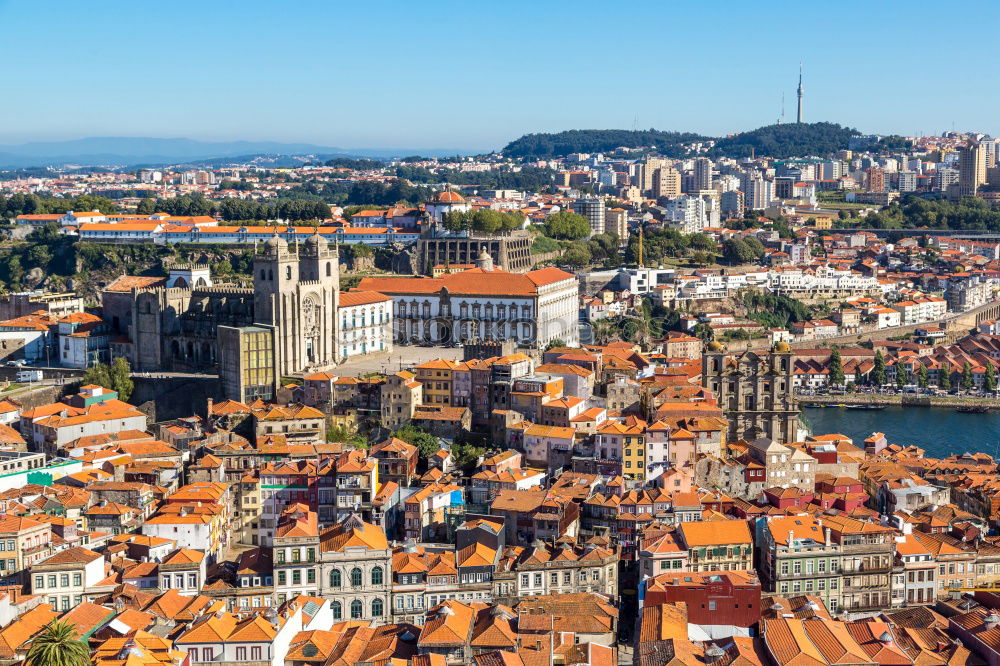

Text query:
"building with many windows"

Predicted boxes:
[[759, 515, 843, 613], [338, 290, 393, 362], [318, 514, 391, 623], [359, 262, 579, 348], [31, 547, 104, 612], [678, 520, 753, 572]]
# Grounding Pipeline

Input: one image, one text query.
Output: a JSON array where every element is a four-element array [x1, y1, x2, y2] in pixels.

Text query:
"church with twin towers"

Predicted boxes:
[[253, 231, 341, 376]]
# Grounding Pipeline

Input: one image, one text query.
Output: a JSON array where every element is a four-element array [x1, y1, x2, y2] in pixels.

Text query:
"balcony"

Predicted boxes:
[[777, 569, 840, 581]]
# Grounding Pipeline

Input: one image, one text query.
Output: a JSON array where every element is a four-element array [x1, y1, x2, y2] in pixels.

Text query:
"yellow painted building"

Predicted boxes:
[[414, 359, 460, 406]]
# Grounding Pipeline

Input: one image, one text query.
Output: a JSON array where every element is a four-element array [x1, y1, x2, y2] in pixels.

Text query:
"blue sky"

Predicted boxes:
[[1, 0, 996, 151]]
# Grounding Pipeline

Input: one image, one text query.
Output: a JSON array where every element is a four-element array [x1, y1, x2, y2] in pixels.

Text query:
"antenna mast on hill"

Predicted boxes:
[[796, 61, 804, 124], [779, 92, 785, 125]]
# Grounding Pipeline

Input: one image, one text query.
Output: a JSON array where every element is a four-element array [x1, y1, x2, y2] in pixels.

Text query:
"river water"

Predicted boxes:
[[801, 405, 1000, 459]]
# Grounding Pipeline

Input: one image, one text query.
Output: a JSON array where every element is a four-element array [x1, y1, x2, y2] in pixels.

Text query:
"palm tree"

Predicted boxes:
[[25, 620, 90, 666]]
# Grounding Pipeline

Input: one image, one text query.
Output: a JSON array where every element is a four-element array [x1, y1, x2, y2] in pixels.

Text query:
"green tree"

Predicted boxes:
[[560, 242, 592, 267], [544, 211, 591, 240], [986, 363, 997, 391], [687, 233, 716, 253], [871, 350, 887, 386], [326, 425, 366, 448], [82, 363, 113, 391], [25, 620, 90, 666], [136, 198, 157, 215], [692, 323, 713, 340], [961, 362, 975, 390], [896, 364, 909, 389], [939, 365, 952, 390], [108, 357, 134, 402], [545, 339, 566, 350], [451, 441, 486, 473], [828, 349, 845, 386], [392, 425, 439, 459], [743, 236, 766, 259], [722, 238, 756, 264], [917, 364, 929, 389]]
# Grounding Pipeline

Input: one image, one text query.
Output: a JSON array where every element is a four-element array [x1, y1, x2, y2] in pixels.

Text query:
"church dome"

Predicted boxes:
[[706, 340, 724, 352], [304, 230, 327, 253], [434, 190, 465, 203], [265, 233, 288, 251]]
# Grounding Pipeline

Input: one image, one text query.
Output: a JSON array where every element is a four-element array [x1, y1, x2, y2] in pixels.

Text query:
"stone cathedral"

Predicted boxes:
[[253, 232, 340, 376], [103, 230, 340, 376]]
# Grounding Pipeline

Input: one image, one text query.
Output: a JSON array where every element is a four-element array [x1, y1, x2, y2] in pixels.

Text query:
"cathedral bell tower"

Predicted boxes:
[[253, 230, 340, 376]]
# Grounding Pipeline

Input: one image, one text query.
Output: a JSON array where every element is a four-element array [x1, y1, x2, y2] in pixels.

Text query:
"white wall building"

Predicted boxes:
[[358, 263, 579, 348], [337, 291, 393, 362]]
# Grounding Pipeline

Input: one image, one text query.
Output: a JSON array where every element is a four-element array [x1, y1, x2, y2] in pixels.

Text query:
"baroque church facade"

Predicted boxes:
[[104, 232, 340, 376], [700, 342, 799, 444]]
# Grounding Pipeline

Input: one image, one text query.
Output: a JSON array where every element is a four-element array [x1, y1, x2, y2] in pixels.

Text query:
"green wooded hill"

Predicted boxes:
[[502, 122, 861, 160], [709, 122, 860, 159], [502, 129, 709, 158]]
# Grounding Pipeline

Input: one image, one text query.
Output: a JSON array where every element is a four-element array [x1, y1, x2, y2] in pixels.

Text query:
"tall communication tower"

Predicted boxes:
[[796, 62, 804, 123]]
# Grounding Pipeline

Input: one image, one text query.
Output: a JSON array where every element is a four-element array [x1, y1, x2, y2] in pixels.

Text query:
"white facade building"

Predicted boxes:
[[337, 291, 393, 362], [664, 196, 714, 233], [358, 262, 579, 348]]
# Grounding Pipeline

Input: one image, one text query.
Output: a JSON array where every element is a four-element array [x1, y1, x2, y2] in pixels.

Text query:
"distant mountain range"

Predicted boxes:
[[0, 137, 475, 169]]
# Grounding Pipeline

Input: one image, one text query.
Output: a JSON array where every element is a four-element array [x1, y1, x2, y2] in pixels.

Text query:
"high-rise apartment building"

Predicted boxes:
[[694, 158, 713, 191], [740, 173, 773, 211], [604, 207, 628, 242], [721, 190, 745, 216], [637, 157, 670, 194], [958, 142, 987, 198], [572, 197, 605, 236], [865, 167, 885, 193], [937, 167, 959, 191], [653, 167, 682, 199], [897, 171, 917, 193]]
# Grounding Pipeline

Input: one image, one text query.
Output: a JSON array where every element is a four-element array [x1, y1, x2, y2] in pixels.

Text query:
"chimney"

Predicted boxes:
[[788, 531, 795, 549], [825, 528, 831, 546]]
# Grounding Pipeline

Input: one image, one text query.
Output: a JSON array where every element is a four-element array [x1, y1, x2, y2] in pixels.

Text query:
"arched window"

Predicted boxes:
[[350, 567, 362, 587], [332, 601, 341, 619], [260, 269, 266, 281], [268, 269, 273, 281], [371, 566, 383, 586], [329, 569, 341, 588], [372, 598, 383, 617], [286, 265, 292, 280], [350, 600, 362, 618], [326, 262, 332, 277]]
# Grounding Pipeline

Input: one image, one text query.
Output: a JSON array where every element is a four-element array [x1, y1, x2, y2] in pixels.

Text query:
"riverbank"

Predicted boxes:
[[796, 393, 1000, 409]]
